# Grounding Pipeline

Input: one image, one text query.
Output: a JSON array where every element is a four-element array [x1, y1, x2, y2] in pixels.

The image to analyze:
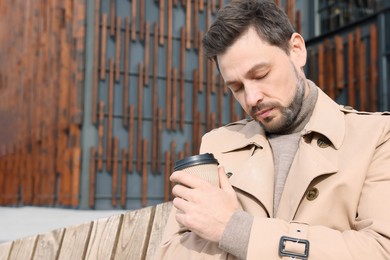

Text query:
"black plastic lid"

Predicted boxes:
[[174, 153, 219, 171]]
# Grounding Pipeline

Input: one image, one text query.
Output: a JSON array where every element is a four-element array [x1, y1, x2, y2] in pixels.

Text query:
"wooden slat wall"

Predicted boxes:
[[307, 24, 379, 111], [1, 0, 355, 210], [88, 0, 238, 210], [0, 0, 85, 207], [0, 202, 173, 260]]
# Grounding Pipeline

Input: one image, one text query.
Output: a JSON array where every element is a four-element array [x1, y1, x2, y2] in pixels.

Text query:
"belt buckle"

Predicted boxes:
[[278, 236, 310, 259]]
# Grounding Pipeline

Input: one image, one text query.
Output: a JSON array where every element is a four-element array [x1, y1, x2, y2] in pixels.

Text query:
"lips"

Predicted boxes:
[[255, 108, 273, 120]]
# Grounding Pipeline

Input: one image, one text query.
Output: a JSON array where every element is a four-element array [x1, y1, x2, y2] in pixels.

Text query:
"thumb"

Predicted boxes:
[[218, 166, 234, 192]]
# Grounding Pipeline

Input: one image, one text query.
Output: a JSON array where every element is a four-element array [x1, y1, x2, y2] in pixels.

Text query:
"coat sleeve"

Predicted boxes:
[[156, 205, 238, 260]]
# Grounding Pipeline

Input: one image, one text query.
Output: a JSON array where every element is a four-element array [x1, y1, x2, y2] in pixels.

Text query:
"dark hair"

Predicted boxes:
[[202, 0, 295, 62]]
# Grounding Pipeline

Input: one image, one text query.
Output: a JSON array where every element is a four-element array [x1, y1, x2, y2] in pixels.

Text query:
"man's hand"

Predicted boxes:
[[170, 166, 240, 243]]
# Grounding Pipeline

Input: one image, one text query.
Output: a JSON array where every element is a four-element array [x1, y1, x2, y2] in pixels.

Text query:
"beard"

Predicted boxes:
[[250, 67, 306, 134]]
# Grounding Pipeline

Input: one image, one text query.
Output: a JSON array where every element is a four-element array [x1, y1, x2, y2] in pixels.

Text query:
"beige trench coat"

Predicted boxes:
[[157, 88, 390, 259]]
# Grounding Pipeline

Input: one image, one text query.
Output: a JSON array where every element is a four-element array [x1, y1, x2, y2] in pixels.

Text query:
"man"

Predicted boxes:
[[157, 0, 390, 259]]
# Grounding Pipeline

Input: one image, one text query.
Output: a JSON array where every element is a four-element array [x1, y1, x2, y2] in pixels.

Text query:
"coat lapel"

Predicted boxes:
[[227, 143, 275, 217], [275, 135, 338, 221], [217, 120, 275, 217]]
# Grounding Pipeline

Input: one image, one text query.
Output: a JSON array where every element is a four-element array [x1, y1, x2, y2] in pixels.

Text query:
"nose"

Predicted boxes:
[[245, 82, 264, 108]]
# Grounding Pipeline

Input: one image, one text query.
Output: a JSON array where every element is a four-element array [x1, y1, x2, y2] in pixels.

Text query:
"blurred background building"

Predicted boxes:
[[0, 0, 389, 211]]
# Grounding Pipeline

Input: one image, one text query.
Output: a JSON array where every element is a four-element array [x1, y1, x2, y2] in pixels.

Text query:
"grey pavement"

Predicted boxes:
[[0, 206, 126, 243]]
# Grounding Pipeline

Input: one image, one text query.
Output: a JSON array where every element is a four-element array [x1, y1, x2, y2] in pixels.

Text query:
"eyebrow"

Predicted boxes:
[[225, 62, 271, 87]]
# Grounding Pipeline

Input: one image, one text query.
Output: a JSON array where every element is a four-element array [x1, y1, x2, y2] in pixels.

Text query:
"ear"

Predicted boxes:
[[289, 33, 307, 68]]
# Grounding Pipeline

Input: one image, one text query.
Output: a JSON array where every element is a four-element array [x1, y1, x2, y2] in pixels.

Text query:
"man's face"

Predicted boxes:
[[217, 27, 308, 134]]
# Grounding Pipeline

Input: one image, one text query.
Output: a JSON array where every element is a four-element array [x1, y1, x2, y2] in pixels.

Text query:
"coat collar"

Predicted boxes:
[[219, 81, 346, 153], [303, 81, 345, 149]]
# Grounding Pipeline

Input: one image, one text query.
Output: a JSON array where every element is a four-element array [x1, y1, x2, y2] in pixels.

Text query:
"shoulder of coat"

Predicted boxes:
[[339, 105, 390, 116]]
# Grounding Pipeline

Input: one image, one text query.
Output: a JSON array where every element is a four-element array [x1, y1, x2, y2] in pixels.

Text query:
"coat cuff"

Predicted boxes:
[[219, 210, 254, 259]]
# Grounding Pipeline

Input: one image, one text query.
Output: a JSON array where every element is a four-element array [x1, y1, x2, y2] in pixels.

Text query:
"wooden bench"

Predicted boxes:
[[0, 202, 172, 260]]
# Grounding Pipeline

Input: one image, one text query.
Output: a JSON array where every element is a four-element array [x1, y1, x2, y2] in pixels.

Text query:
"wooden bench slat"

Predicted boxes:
[[145, 202, 173, 259], [0, 241, 13, 260], [85, 214, 124, 260], [32, 228, 65, 260], [113, 205, 154, 260], [8, 235, 37, 260], [57, 221, 93, 260]]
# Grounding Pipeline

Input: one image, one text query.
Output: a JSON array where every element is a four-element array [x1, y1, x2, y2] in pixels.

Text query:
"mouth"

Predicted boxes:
[[254, 108, 274, 120]]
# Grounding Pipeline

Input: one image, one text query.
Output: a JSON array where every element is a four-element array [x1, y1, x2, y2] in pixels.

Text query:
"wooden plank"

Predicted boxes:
[[145, 202, 174, 259], [106, 59, 114, 172], [120, 149, 127, 208], [193, 0, 199, 50], [99, 13, 107, 80], [115, 16, 121, 82], [159, 0, 165, 45], [89, 147, 96, 209], [139, 0, 145, 41], [131, 0, 137, 41], [113, 205, 155, 259], [186, 0, 191, 49], [84, 215, 123, 260], [8, 235, 38, 260], [347, 33, 355, 107], [335, 35, 344, 91], [92, 0, 101, 124], [123, 16, 130, 127], [112, 138, 119, 207], [71, 147, 81, 207], [142, 139, 148, 207], [206, 0, 211, 30], [110, 0, 116, 36], [57, 222, 93, 260], [295, 10, 301, 34], [137, 63, 144, 172], [128, 105, 134, 172], [369, 24, 378, 111], [33, 229, 65, 260], [97, 101, 105, 171], [152, 23, 159, 172], [199, 0, 204, 11], [286, 0, 295, 26], [144, 22, 150, 85], [317, 44, 324, 89], [166, 0, 173, 130], [0, 241, 13, 260]]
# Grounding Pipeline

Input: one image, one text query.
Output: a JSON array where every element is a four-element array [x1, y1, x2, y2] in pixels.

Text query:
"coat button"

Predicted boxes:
[[317, 138, 330, 148], [306, 187, 319, 201]]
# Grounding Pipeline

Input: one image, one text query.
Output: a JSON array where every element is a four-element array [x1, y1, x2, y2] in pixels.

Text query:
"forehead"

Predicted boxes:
[[217, 27, 288, 78]]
